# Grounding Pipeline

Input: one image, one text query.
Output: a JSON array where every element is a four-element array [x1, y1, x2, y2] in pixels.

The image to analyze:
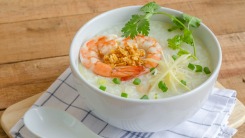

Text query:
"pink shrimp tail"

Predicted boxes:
[[93, 62, 145, 80], [112, 66, 145, 77], [114, 66, 146, 81]]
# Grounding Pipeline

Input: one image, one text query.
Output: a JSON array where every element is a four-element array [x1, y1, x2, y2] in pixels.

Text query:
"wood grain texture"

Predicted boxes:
[[0, 0, 192, 24], [1, 93, 43, 138], [0, 0, 244, 137], [0, 111, 8, 138], [234, 124, 245, 138], [0, 17, 72, 64], [0, 56, 69, 109], [165, 0, 245, 35], [217, 32, 245, 103], [218, 32, 245, 77], [0, 13, 101, 64]]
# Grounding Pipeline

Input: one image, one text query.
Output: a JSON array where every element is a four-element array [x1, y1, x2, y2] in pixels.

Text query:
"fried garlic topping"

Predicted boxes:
[[103, 45, 145, 68]]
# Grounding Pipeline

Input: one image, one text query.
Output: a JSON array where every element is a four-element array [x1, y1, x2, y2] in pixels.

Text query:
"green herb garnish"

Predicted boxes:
[[150, 67, 155, 72], [121, 2, 201, 58], [154, 93, 158, 99], [133, 78, 141, 85], [188, 64, 211, 74], [150, 67, 156, 75], [99, 85, 106, 91], [195, 65, 202, 72], [112, 78, 121, 84], [188, 63, 195, 70], [172, 55, 178, 61], [121, 92, 128, 98], [158, 81, 168, 92], [140, 95, 149, 99], [168, 35, 182, 50], [121, 2, 159, 38], [204, 67, 211, 74], [180, 80, 187, 86], [177, 49, 190, 56]]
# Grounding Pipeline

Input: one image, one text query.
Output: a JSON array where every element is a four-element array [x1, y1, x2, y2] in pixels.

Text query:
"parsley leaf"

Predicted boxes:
[[168, 26, 180, 32], [177, 49, 190, 56], [121, 15, 143, 38], [140, 2, 160, 13], [183, 29, 194, 46], [121, 2, 201, 58], [121, 2, 160, 38], [171, 16, 186, 30], [183, 14, 201, 28], [167, 15, 198, 58], [167, 35, 182, 50], [137, 18, 150, 36], [168, 16, 186, 32]]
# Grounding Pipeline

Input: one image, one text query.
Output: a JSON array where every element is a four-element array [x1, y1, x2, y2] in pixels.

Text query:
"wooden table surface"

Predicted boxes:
[[0, 0, 244, 137]]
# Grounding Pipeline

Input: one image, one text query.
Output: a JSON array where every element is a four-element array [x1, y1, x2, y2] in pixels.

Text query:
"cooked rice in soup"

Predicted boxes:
[[78, 21, 212, 99]]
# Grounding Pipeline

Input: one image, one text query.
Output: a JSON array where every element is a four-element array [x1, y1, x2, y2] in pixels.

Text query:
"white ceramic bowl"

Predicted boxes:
[[70, 6, 221, 132]]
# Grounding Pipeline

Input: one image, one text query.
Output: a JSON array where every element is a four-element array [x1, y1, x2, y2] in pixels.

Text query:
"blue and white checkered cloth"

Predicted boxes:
[[10, 68, 237, 138]]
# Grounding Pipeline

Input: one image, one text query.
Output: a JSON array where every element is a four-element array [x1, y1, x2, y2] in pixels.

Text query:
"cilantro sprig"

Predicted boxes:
[[121, 2, 159, 38], [121, 2, 201, 58]]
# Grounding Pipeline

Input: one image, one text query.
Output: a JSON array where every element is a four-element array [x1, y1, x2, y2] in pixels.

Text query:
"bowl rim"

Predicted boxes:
[[70, 5, 222, 103]]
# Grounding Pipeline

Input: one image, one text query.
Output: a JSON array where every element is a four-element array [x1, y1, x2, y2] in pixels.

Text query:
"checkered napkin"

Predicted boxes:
[[10, 68, 237, 138]]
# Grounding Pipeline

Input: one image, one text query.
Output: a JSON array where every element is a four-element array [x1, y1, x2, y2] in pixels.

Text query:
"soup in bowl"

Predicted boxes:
[[70, 5, 221, 132]]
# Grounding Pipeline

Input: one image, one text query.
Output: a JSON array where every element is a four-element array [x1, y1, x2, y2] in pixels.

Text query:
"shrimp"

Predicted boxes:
[[131, 35, 162, 68], [80, 34, 163, 80]]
